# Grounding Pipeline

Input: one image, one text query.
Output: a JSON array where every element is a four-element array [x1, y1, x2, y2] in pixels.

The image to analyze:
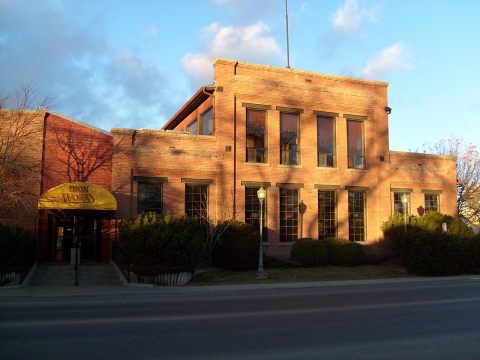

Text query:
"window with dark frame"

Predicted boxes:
[[317, 116, 335, 167], [245, 187, 267, 242], [186, 119, 198, 134], [246, 109, 266, 163], [280, 112, 300, 165], [280, 188, 299, 242], [424, 193, 439, 213], [137, 182, 163, 214], [185, 184, 208, 221], [393, 192, 410, 215], [201, 107, 213, 135], [348, 190, 366, 242], [347, 120, 365, 169], [318, 190, 337, 239]]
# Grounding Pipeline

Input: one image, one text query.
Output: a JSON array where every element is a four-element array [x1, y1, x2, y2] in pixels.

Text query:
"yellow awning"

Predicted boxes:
[[38, 182, 117, 211]]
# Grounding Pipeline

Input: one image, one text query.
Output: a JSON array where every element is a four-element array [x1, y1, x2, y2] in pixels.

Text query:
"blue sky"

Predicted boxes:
[[1, 0, 479, 151]]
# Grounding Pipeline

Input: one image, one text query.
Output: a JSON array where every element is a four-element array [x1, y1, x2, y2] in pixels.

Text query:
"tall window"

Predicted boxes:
[[201, 107, 213, 135], [318, 190, 337, 239], [425, 193, 439, 212], [185, 184, 208, 221], [393, 192, 410, 215], [280, 188, 299, 242], [317, 116, 335, 167], [137, 182, 163, 214], [348, 191, 366, 242], [347, 120, 365, 169], [280, 113, 300, 165], [186, 119, 198, 134], [246, 109, 266, 163], [245, 187, 267, 242]]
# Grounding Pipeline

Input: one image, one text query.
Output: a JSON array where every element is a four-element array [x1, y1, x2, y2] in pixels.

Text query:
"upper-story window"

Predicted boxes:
[[186, 119, 198, 134], [246, 109, 266, 163], [317, 116, 335, 167], [201, 107, 213, 135], [280, 112, 300, 165], [347, 120, 365, 169]]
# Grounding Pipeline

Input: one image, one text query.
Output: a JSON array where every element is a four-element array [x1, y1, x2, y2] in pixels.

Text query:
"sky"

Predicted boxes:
[[1, 0, 479, 151]]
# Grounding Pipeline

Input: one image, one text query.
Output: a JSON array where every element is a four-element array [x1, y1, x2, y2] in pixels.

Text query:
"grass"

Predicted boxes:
[[189, 263, 410, 286]]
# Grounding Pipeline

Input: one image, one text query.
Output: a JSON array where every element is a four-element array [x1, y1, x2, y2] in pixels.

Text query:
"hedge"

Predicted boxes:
[[325, 238, 367, 266], [290, 239, 328, 266], [0, 223, 36, 272]]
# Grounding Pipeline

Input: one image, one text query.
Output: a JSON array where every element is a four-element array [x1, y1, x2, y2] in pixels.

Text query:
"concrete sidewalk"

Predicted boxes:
[[1, 274, 479, 302]]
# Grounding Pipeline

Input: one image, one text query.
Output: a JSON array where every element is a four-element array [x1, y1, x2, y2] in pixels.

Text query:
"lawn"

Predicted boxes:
[[189, 263, 410, 286]]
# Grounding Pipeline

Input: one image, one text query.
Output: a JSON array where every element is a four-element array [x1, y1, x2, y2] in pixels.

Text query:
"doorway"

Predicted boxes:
[[48, 213, 102, 263]]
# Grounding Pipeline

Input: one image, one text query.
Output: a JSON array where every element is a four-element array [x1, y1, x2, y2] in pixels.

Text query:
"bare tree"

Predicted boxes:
[[0, 87, 48, 217], [425, 137, 480, 224], [52, 124, 112, 182]]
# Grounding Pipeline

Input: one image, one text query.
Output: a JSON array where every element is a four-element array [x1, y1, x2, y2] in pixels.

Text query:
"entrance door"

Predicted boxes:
[[48, 214, 102, 263]]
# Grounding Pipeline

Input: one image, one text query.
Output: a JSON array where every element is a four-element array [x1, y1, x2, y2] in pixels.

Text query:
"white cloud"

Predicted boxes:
[[359, 42, 411, 78], [181, 22, 282, 86], [331, 0, 380, 33]]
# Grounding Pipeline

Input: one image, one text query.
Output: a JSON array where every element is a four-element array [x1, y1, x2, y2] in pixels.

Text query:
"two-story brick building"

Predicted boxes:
[[112, 59, 457, 257]]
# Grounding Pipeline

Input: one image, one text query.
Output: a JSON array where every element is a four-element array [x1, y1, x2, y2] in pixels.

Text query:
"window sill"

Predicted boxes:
[[243, 162, 271, 167], [278, 164, 303, 169], [316, 166, 338, 170], [346, 168, 368, 172], [278, 242, 294, 246]]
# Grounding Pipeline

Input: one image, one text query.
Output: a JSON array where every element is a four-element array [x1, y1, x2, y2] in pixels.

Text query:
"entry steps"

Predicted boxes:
[[30, 263, 124, 286]]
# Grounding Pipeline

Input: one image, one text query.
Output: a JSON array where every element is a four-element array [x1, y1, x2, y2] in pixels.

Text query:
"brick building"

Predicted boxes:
[[0, 110, 115, 263], [112, 59, 457, 257]]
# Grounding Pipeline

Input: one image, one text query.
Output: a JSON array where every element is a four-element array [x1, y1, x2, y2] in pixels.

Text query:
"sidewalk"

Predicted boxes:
[[1, 274, 479, 302]]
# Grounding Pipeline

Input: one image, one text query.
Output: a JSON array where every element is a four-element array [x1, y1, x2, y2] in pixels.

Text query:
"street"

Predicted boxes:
[[1, 277, 480, 359]]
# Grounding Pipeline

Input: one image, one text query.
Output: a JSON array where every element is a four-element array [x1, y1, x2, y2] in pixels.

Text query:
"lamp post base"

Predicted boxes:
[[256, 271, 269, 280]]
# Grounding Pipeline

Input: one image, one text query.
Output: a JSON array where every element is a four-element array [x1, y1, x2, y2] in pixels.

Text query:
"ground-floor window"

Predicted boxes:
[[280, 188, 299, 242], [245, 187, 268, 242], [424, 193, 439, 213], [318, 190, 337, 239], [348, 191, 366, 242], [137, 181, 163, 214], [393, 192, 410, 215], [185, 184, 208, 221]]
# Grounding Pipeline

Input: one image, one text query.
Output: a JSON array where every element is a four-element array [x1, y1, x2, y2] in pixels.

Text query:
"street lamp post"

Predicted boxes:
[[257, 187, 267, 279], [401, 194, 408, 233]]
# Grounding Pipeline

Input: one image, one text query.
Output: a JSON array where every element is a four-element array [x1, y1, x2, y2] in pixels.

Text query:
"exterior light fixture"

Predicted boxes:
[[257, 187, 267, 278], [401, 194, 408, 233]]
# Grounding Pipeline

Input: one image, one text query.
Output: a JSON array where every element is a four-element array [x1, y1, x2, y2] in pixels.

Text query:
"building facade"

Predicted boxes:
[[0, 110, 115, 263], [112, 59, 457, 257]]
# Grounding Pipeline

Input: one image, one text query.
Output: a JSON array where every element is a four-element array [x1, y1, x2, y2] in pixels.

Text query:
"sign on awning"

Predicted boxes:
[[38, 182, 117, 211]]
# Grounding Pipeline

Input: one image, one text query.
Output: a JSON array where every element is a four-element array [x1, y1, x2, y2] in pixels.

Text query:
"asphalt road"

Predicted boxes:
[[1, 278, 480, 360]]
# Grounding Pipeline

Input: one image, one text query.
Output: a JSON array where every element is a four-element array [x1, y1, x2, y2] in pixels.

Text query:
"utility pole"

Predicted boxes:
[[285, 0, 291, 69]]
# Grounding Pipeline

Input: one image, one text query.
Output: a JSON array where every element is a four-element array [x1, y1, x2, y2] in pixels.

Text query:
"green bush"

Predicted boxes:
[[264, 255, 292, 268], [0, 223, 36, 271], [290, 239, 328, 267], [119, 213, 206, 273], [212, 221, 259, 271], [381, 212, 477, 276], [325, 238, 367, 266]]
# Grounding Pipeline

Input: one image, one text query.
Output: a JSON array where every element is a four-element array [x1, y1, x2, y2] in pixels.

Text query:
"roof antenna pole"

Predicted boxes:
[[285, 0, 291, 69]]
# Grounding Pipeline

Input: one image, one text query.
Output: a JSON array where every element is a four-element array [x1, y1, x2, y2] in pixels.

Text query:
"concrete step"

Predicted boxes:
[[30, 263, 124, 286]]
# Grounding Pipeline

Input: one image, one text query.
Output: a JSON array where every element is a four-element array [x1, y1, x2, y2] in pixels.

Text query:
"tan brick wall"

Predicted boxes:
[[112, 59, 458, 257]]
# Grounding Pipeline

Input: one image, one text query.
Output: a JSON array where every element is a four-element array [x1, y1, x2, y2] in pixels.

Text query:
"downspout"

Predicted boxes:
[[233, 61, 239, 218]]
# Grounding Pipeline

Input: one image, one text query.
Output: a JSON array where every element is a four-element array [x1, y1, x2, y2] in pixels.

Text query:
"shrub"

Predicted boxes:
[[264, 255, 292, 268], [290, 239, 328, 267], [212, 221, 259, 271], [0, 223, 36, 272], [325, 238, 367, 266], [119, 213, 206, 274]]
